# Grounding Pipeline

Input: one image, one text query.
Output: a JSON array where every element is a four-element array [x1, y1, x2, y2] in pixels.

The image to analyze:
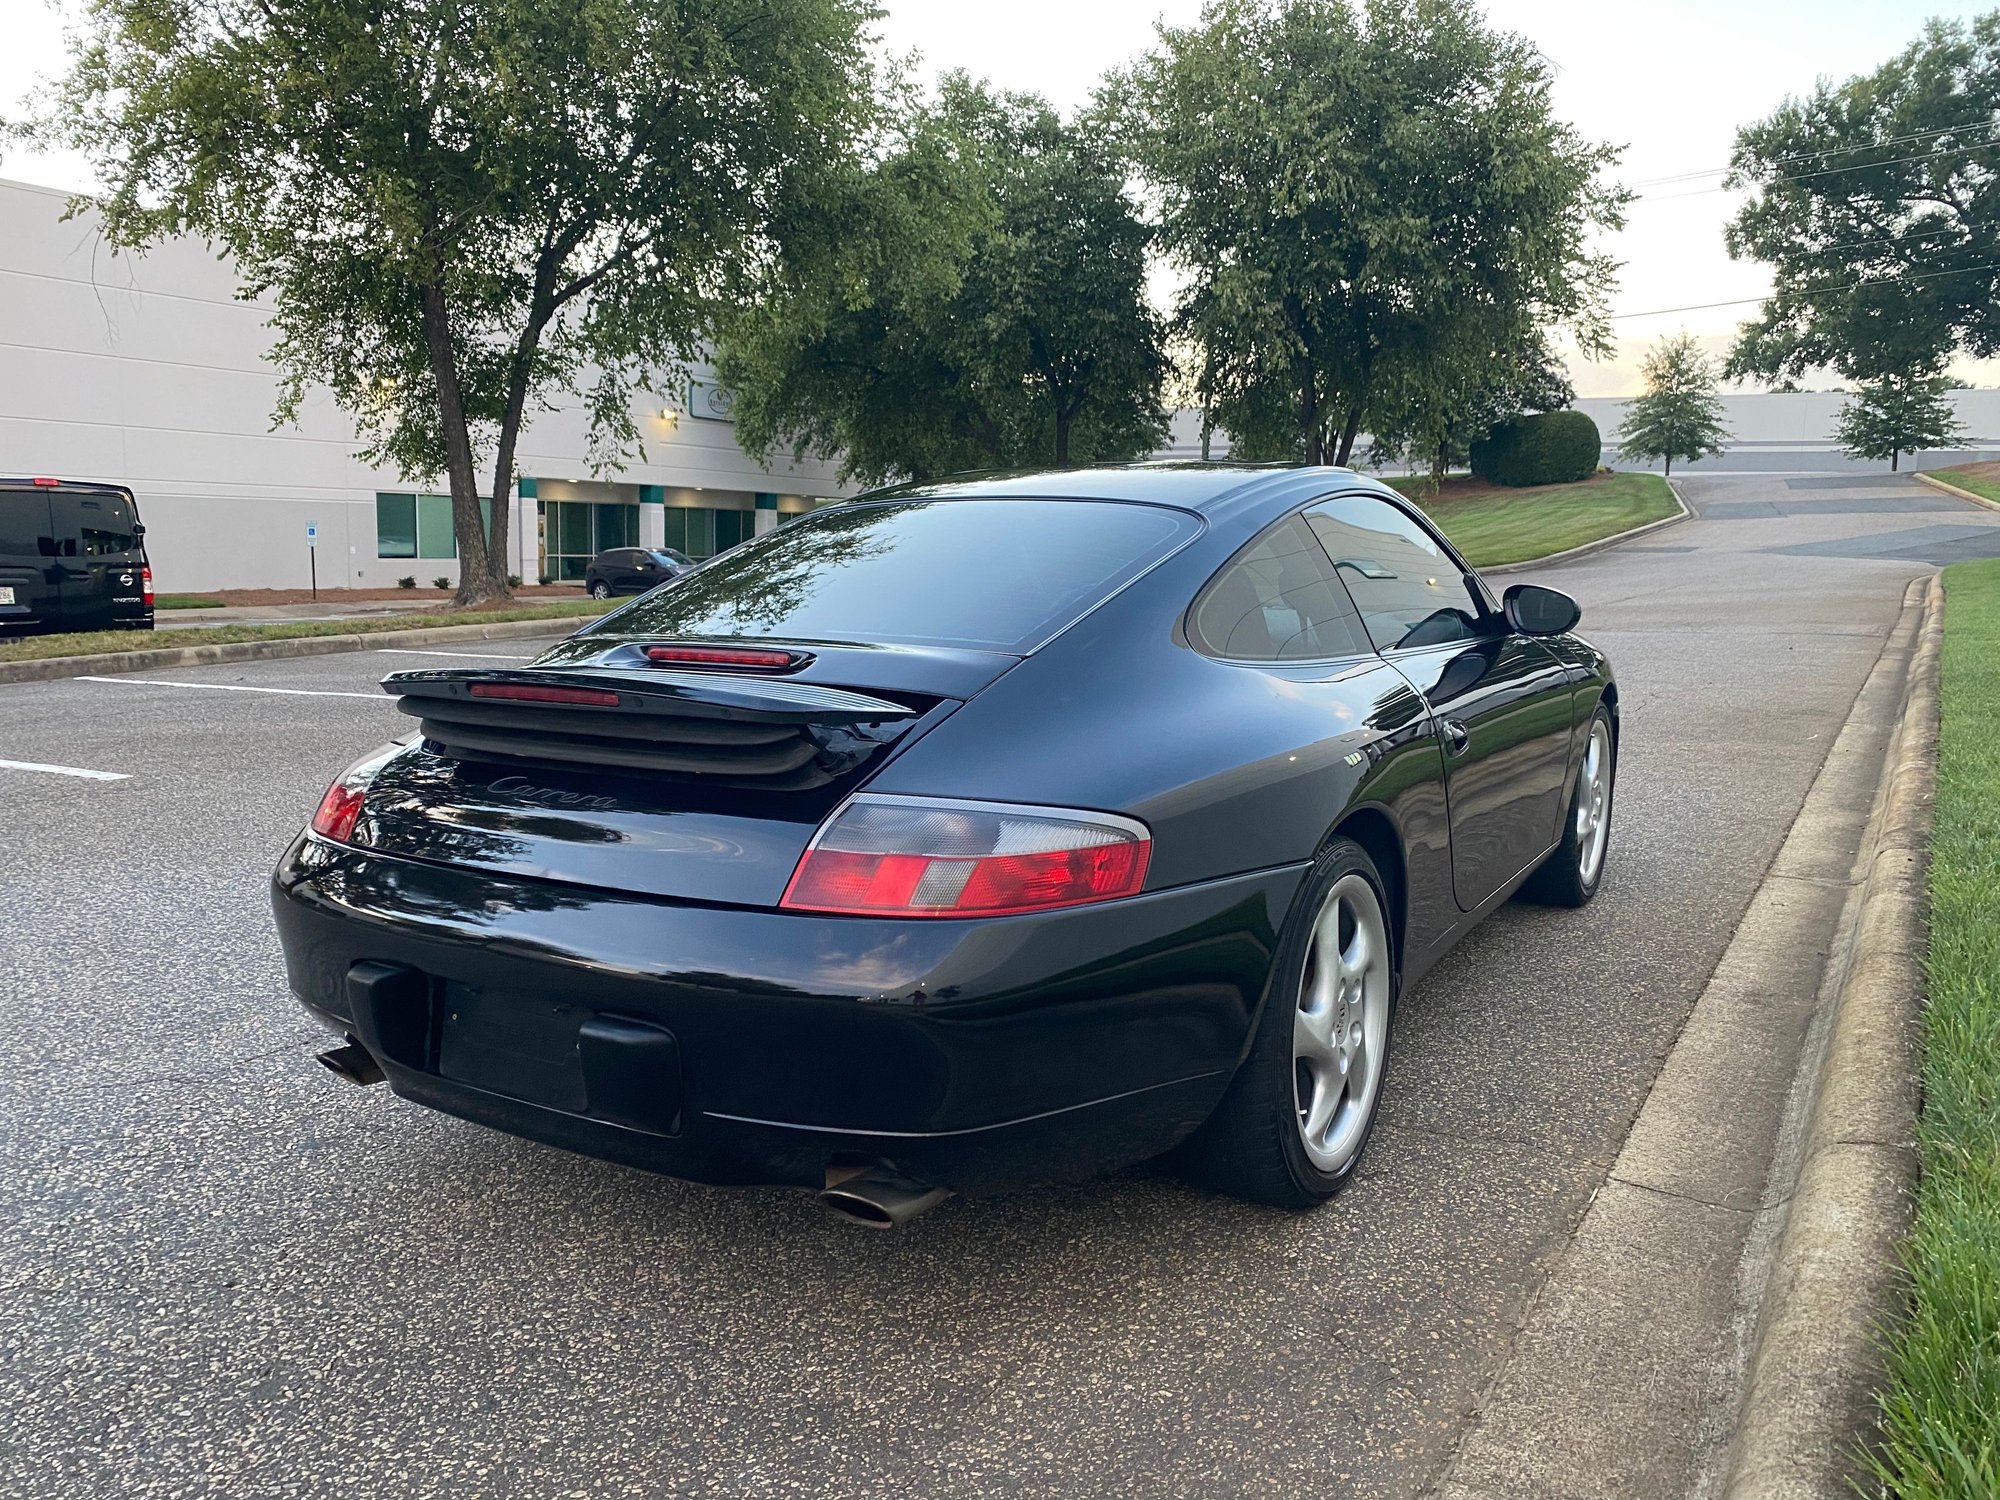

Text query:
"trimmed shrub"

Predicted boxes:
[[432, 576, 452, 590], [1469, 410, 1601, 486], [396, 575, 417, 589]]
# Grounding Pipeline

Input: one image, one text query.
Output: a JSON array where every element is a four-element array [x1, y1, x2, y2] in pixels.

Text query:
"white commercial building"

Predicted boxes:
[[0, 177, 851, 594], [1573, 391, 2000, 474]]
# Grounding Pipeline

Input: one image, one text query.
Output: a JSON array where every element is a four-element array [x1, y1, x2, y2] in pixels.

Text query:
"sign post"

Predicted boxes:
[[306, 522, 319, 601]]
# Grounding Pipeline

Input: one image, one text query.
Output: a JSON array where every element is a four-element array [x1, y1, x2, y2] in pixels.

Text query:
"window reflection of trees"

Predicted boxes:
[[603, 504, 899, 638]]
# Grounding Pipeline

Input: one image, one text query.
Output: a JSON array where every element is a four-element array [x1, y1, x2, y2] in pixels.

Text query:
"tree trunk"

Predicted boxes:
[[419, 282, 498, 607], [1301, 372, 1322, 466], [1333, 400, 1364, 467], [1054, 408, 1072, 466], [486, 340, 545, 605], [1891, 449, 1900, 472], [1664, 454, 1673, 477]]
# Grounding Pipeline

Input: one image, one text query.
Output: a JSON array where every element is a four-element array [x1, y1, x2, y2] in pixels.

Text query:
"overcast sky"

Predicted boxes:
[[2, 0, 1984, 396]]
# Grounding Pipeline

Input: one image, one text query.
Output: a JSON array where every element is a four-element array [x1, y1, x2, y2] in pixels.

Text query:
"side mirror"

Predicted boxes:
[[1503, 583, 1581, 636]]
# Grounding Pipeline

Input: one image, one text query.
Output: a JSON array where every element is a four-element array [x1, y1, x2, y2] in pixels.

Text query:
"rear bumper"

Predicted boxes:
[[272, 836, 1304, 1192]]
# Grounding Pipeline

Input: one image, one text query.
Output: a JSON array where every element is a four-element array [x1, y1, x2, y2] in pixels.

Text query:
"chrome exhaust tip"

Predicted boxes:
[[316, 1039, 386, 1087], [817, 1165, 950, 1229]]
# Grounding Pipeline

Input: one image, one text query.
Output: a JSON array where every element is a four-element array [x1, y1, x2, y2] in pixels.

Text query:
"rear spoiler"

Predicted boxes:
[[383, 667, 919, 725], [381, 667, 926, 782]]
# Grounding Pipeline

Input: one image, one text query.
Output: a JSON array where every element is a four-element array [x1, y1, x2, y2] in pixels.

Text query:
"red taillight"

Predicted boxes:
[[781, 796, 1151, 918], [141, 565, 154, 607], [31, 476, 58, 487], [643, 644, 802, 671], [469, 682, 621, 707], [310, 782, 367, 843], [306, 744, 399, 844]]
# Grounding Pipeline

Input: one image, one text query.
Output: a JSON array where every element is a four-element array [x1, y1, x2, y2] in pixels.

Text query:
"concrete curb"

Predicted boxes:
[[1914, 469, 2000, 513], [1481, 478, 1693, 576], [1719, 575, 1938, 1499], [0, 612, 602, 687]]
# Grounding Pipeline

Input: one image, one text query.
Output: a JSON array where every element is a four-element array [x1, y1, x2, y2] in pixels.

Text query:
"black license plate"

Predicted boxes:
[[437, 985, 589, 1113]]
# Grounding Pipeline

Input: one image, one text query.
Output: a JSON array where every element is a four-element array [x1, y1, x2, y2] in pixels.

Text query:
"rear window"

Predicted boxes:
[[70, 491, 140, 555], [595, 498, 1198, 653]]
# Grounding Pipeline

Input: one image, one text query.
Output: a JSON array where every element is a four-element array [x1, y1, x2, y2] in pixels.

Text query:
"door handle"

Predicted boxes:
[[1441, 718, 1471, 756]]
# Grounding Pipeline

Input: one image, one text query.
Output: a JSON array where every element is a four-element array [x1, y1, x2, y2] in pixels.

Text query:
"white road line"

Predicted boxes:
[[76, 676, 382, 700], [374, 649, 534, 660], [0, 758, 132, 781]]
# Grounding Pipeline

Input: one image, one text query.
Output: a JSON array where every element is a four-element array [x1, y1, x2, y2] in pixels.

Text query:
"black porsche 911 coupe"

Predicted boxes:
[[273, 464, 1617, 1226]]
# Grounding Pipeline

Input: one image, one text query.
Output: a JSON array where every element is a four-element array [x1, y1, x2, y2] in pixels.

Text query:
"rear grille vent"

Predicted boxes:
[[386, 669, 927, 789]]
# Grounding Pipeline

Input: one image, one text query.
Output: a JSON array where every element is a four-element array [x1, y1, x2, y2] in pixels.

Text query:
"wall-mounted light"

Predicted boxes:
[[659, 407, 681, 427]]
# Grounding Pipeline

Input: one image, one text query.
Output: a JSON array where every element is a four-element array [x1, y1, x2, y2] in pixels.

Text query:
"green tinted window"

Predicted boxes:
[[416, 495, 455, 559], [376, 494, 417, 558]]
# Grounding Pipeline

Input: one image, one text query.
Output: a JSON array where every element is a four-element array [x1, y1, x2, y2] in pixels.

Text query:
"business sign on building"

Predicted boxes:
[[688, 379, 736, 423]]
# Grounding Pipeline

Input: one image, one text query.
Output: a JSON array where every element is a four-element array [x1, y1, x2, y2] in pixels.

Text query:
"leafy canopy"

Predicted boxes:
[[718, 76, 1168, 485], [1108, 0, 1624, 466], [1836, 370, 1966, 469], [1726, 13, 2000, 384], [1618, 334, 1732, 477], [31, 0, 880, 601]]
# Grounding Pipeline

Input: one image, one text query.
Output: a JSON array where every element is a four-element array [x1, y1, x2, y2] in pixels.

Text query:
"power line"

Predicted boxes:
[[1624, 118, 2000, 190], [1608, 258, 2000, 321], [1631, 143, 1998, 204]]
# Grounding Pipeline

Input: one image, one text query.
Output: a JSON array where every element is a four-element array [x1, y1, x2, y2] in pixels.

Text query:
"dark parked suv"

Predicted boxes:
[[0, 478, 154, 635], [584, 547, 693, 599]]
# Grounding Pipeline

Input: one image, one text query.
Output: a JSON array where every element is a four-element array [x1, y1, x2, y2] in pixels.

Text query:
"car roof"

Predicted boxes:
[[855, 462, 1381, 516], [0, 477, 137, 498]]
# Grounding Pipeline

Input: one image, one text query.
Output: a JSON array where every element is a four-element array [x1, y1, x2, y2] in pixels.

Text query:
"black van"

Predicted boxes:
[[0, 478, 154, 635]]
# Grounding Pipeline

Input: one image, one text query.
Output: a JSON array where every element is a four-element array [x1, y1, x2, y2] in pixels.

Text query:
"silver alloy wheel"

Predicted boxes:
[[1576, 719, 1613, 885], [1293, 872, 1392, 1174]]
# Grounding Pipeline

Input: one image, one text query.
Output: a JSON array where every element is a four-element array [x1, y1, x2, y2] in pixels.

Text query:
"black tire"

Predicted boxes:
[[1518, 705, 1616, 908], [1178, 838, 1398, 1210], [588, 579, 613, 600]]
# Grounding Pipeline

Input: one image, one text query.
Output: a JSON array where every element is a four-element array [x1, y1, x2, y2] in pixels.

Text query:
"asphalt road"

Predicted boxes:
[[3, 473, 1995, 1499]]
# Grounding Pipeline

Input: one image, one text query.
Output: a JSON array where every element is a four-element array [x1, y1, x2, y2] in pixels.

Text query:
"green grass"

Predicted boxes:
[[0, 599, 612, 664], [1386, 470, 1680, 568], [1927, 468, 2000, 508], [1869, 558, 2000, 1499], [154, 593, 228, 609]]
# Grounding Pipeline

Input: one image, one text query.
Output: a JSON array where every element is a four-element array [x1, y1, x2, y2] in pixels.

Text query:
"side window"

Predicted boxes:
[[1188, 515, 1371, 661], [1304, 495, 1486, 652]]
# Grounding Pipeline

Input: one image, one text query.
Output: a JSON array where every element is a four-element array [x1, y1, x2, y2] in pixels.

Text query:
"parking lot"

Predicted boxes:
[[5, 473, 1998, 1498]]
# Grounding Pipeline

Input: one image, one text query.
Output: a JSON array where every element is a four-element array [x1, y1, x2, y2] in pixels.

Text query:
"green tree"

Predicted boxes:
[[720, 77, 1168, 485], [28, 0, 878, 604], [1836, 369, 1965, 470], [1619, 334, 1732, 477], [1726, 14, 2000, 386], [1107, 0, 1623, 467], [1367, 328, 1575, 489]]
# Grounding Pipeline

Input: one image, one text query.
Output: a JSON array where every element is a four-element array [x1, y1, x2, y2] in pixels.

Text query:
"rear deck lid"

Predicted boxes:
[[345, 495, 1199, 906], [357, 661, 956, 905]]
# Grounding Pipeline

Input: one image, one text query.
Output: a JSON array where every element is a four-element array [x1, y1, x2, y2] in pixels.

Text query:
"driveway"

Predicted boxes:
[[2, 473, 1993, 1498]]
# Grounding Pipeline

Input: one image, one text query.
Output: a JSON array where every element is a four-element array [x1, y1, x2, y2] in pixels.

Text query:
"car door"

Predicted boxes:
[[628, 550, 668, 591], [0, 486, 63, 632], [1182, 511, 1459, 957], [1304, 492, 1574, 913], [613, 550, 651, 592]]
